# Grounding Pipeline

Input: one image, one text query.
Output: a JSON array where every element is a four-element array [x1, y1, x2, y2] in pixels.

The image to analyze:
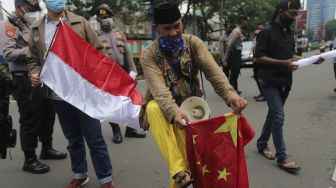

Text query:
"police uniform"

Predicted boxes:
[[1, 0, 66, 174], [224, 26, 244, 93], [96, 4, 146, 143]]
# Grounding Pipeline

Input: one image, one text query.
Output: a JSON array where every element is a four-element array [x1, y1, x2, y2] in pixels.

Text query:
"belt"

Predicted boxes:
[[11, 71, 28, 77]]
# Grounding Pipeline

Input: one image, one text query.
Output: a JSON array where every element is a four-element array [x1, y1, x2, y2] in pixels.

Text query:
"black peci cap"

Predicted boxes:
[[153, 2, 181, 25]]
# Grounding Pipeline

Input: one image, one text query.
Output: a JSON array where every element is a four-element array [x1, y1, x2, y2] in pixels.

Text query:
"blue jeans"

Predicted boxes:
[[52, 100, 112, 184], [257, 83, 290, 162]]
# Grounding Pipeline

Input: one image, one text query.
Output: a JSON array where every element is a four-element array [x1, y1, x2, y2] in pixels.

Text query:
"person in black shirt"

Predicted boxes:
[[255, 0, 323, 174]]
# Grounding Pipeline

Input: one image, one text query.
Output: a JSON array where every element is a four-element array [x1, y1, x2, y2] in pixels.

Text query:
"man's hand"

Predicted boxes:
[[283, 59, 299, 70], [173, 109, 190, 130], [314, 57, 325, 64], [228, 95, 248, 114], [30, 73, 41, 86]]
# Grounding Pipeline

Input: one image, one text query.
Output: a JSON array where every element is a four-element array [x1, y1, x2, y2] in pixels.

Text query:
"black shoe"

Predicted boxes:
[[334, 88, 336, 92], [125, 127, 147, 138], [40, 148, 67, 160], [23, 157, 50, 174], [112, 132, 123, 144], [111, 124, 123, 144], [253, 94, 262, 99], [255, 96, 266, 102]]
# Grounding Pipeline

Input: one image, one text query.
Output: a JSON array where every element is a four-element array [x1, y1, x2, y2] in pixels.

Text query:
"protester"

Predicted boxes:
[[252, 24, 265, 102], [295, 34, 305, 56], [140, 2, 247, 187], [224, 16, 249, 94], [95, 4, 146, 144], [320, 40, 327, 53], [2, 0, 67, 174], [255, 0, 324, 173], [28, 0, 113, 187]]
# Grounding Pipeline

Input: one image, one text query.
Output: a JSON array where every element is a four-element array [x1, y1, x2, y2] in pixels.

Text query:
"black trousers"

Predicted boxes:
[[253, 63, 263, 96], [226, 51, 242, 92], [109, 122, 134, 134], [296, 48, 303, 56], [12, 72, 55, 157]]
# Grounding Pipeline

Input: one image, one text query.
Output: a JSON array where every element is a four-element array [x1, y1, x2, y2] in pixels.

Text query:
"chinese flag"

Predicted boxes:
[[185, 113, 255, 188]]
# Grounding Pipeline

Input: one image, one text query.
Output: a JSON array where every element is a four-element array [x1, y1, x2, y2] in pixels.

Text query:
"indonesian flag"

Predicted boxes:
[[40, 22, 143, 128], [186, 113, 255, 188]]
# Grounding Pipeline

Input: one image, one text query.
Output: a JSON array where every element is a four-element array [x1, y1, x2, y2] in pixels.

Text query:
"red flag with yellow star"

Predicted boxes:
[[185, 113, 255, 188]]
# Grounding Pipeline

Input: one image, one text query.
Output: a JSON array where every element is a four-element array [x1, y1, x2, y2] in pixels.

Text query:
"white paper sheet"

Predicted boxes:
[[293, 50, 336, 68]]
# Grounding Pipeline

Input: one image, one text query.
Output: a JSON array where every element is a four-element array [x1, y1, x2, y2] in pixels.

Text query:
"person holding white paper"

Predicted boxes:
[[254, 0, 323, 174]]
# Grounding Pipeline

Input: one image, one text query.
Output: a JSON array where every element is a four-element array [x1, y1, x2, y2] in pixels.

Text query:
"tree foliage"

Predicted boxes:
[[67, 0, 277, 39], [66, 0, 149, 24], [325, 19, 336, 41]]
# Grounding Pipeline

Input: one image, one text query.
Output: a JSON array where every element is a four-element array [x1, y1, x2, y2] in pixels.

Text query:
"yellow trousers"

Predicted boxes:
[[146, 100, 188, 188]]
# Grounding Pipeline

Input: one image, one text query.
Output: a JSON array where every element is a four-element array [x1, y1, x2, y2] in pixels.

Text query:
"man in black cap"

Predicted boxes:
[[94, 4, 146, 144], [1, 0, 67, 174], [141, 2, 247, 187], [255, 0, 323, 173]]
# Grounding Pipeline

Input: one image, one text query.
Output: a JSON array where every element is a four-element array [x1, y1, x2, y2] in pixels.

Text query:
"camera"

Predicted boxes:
[[0, 63, 17, 159]]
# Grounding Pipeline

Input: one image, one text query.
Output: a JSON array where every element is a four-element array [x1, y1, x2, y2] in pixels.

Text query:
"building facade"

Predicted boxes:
[[307, 0, 336, 32]]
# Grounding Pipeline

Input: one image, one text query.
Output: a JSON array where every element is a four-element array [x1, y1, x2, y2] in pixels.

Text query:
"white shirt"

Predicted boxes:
[[44, 16, 62, 100], [44, 16, 59, 50]]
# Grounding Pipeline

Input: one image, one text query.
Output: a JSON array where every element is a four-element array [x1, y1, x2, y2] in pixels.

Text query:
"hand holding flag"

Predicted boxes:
[[40, 22, 143, 128]]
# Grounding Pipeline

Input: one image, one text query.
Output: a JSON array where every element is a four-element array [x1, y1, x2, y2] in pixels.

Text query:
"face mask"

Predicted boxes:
[[43, 0, 66, 13], [100, 18, 113, 30], [159, 36, 184, 52], [24, 12, 38, 25], [281, 13, 295, 26]]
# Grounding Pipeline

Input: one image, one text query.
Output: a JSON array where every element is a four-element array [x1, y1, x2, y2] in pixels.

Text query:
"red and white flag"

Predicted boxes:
[[40, 22, 143, 128]]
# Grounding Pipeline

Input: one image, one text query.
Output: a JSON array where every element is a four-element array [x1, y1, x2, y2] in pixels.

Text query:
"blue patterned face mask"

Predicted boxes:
[[159, 36, 184, 52]]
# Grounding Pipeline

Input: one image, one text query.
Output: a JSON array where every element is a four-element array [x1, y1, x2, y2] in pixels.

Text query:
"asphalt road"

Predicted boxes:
[[0, 50, 335, 188]]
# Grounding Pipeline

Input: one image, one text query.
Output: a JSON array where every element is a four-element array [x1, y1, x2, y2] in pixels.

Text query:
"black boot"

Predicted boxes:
[[40, 148, 67, 160], [125, 127, 146, 138], [110, 123, 123, 144], [23, 157, 50, 174]]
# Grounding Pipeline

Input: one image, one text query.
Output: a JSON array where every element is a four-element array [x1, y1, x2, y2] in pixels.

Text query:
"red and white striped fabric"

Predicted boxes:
[[40, 22, 143, 129]]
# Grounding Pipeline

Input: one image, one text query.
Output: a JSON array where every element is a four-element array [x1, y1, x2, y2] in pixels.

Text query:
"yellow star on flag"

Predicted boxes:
[[202, 165, 210, 175], [217, 168, 231, 181], [214, 113, 239, 146]]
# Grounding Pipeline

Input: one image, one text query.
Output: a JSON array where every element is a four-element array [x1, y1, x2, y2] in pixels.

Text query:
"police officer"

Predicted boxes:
[[2, 0, 66, 174], [224, 16, 248, 94], [95, 4, 146, 144]]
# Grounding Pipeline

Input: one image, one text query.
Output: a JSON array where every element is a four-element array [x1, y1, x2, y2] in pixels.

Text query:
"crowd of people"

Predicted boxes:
[[0, 0, 331, 188]]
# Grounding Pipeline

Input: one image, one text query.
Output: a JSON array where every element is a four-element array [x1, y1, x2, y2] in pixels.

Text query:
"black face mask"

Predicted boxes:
[[281, 14, 295, 26]]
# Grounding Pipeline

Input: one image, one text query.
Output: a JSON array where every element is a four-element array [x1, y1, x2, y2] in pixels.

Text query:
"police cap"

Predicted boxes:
[[15, 0, 41, 11], [95, 4, 113, 17]]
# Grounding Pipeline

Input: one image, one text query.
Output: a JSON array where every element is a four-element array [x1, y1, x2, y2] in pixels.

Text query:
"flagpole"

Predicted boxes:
[[29, 19, 63, 100]]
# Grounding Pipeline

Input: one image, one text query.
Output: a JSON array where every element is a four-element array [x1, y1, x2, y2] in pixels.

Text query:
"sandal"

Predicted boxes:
[[277, 161, 301, 174], [258, 147, 276, 160], [173, 171, 194, 188]]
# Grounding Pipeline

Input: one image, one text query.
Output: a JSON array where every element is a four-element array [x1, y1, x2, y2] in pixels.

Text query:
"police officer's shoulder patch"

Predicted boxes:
[[4, 24, 17, 38]]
